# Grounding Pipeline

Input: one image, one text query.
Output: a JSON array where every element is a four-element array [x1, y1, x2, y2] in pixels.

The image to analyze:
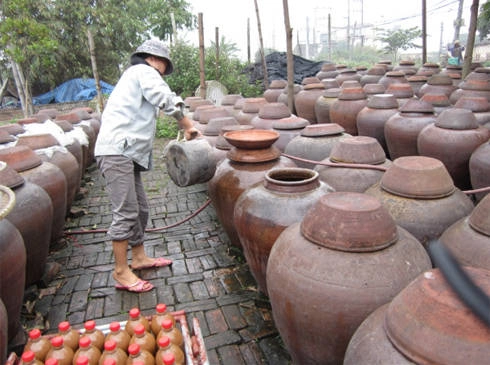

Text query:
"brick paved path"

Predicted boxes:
[[25, 137, 291, 364]]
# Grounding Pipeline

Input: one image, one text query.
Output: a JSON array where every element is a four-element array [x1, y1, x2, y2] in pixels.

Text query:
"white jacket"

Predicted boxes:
[[94, 63, 183, 169]]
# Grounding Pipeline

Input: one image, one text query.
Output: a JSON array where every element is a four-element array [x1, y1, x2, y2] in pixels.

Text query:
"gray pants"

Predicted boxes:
[[96, 155, 149, 246]]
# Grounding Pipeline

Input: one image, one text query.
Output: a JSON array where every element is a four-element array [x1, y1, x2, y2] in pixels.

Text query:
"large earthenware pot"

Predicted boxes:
[[365, 156, 474, 247], [316, 63, 339, 80], [315, 136, 392, 193], [344, 267, 490, 365], [419, 73, 457, 98], [384, 99, 437, 159], [54, 119, 85, 185], [271, 115, 309, 152], [277, 84, 302, 114], [284, 123, 351, 169], [329, 86, 368, 135], [378, 71, 408, 89], [234, 168, 333, 295], [439, 193, 490, 270], [407, 75, 428, 98], [266, 192, 431, 365], [221, 94, 243, 116], [416, 62, 441, 77], [0, 184, 26, 346], [449, 74, 490, 104], [360, 66, 386, 86], [0, 145, 66, 245], [0, 161, 52, 287], [469, 139, 490, 202], [454, 96, 490, 128], [294, 83, 325, 123], [417, 108, 489, 190], [386, 83, 415, 108], [420, 92, 451, 115], [393, 60, 418, 75], [335, 68, 361, 87], [202, 116, 239, 147], [207, 130, 296, 248], [263, 79, 287, 102], [356, 94, 399, 157], [251, 102, 291, 130], [0, 298, 7, 364], [314, 88, 341, 124], [236, 97, 268, 125]]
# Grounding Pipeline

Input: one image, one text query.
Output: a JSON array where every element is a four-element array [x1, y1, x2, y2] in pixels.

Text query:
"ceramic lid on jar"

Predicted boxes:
[[0, 161, 25, 189], [269, 79, 288, 89], [223, 129, 279, 150], [258, 102, 291, 119], [300, 192, 398, 252], [421, 93, 450, 108], [329, 136, 386, 164], [215, 125, 254, 150], [454, 96, 490, 112], [0, 145, 43, 172], [434, 108, 478, 130], [226, 146, 281, 163], [272, 116, 309, 130], [338, 86, 367, 100], [322, 88, 342, 98], [242, 97, 268, 113], [367, 94, 398, 109], [0, 129, 16, 144], [300, 123, 345, 137], [469, 194, 490, 236], [399, 98, 434, 114], [0, 123, 25, 136], [380, 156, 455, 198], [363, 83, 386, 95], [386, 83, 414, 98], [384, 267, 490, 365], [204, 117, 238, 137], [17, 133, 60, 150]]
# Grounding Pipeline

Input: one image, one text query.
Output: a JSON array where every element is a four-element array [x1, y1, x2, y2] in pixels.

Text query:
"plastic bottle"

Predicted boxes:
[[58, 321, 80, 352], [126, 343, 154, 365], [83, 320, 105, 351], [73, 336, 101, 365], [20, 350, 43, 365], [150, 304, 175, 336], [45, 335, 74, 365], [45, 358, 59, 365], [156, 319, 183, 350], [129, 323, 156, 356], [161, 353, 175, 365], [98, 339, 127, 365], [155, 336, 184, 365], [125, 308, 150, 337], [75, 355, 89, 365], [24, 328, 51, 361], [105, 322, 130, 352]]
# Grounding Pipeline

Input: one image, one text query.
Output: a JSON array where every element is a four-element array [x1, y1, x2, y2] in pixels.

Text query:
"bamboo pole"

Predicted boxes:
[[198, 13, 207, 99], [283, 0, 294, 114], [253, 0, 269, 90], [462, 0, 479, 79], [87, 28, 104, 113]]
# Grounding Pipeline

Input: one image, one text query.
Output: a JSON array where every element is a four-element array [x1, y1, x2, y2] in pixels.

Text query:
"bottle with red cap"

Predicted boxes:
[[126, 343, 154, 365], [19, 350, 43, 365], [156, 319, 183, 350], [105, 322, 130, 352], [75, 355, 89, 365], [83, 320, 105, 351], [150, 304, 175, 336], [161, 353, 176, 365], [44, 358, 59, 365], [98, 339, 128, 365], [73, 336, 101, 365], [125, 308, 150, 337], [45, 336, 74, 365], [155, 336, 184, 365], [24, 328, 51, 361], [101, 359, 116, 365], [57, 321, 80, 352], [129, 323, 156, 355]]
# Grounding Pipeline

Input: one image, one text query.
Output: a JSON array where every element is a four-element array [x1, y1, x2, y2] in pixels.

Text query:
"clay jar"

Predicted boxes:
[[335, 68, 361, 86], [360, 66, 386, 86], [439, 193, 490, 270], [263, 79, 287, 102], [344, 267, 490, 365], [384, 98, 437, 159], [378, 71, 408, 89], [315, 136, 392, 193], [284, 123, 351, 169], [365, 156, 474, 247], [250, 102, 291, 130], [0, 145, 67, 245], [393, 60, 418, 75], [220, 94, 243, 116], [385, 83, 414, 108], [450, 73, 490, 104], [418, 73, 457, 98], [266, 192, 431, 365], [455, 96, 490, 128], [202, 116, 239, 147], [236, 97, 268, 125], [356, 93, 399, 156], [0, 161, 52, 287], [0, 299, 5, 364], [233, 167, 334, 295], [0, 183, 26, 345], [469, 139, 490, 202], [314, 88, 341, 124], [272, 115, 309, 152], [207, 129, 296, 248], [277, 84, 302, 114], [407, 75, 428, 98], [329, 86, 368, 135], [294, 82, 325, 123], [417, 108, 489, 190]]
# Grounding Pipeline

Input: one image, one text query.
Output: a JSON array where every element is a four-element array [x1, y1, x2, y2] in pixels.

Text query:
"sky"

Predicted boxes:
[[181, 0, 474, 61]]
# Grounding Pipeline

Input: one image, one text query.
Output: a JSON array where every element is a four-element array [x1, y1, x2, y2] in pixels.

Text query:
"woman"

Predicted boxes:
[[94, 39, 200, 292]]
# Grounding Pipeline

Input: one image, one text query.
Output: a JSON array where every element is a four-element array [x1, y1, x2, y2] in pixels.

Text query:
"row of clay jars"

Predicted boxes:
[[266, 191, 432, 364], [344, 267, 490, 365]]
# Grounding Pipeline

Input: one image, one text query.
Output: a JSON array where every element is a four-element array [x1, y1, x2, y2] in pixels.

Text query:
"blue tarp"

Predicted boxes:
[[33, 78, 114, 105]]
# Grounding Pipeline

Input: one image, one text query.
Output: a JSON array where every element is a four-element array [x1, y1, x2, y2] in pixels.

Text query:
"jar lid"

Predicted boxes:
[[367, 94, 399, 109], [300, 192, 398, 252], [421, 93, 450, 107], [303, 82, 325, 91], [204, 117, 238, 137], [468, 194, 490, 236], [399, 98, 434, 114], [367, 66, 387, 76], [221, 94, 243, 106], [242, 97, 267, 113], [434, 108, 478, 130], [258, 102, 291, 119], [272, 116, 309, 130], [338, 86, 367, 101], [0, 129, 16, 144], [0, 123, 25, 136], [454, 96, 490, 112], [269, 79, 287, 89], [300, 123, 345, 137], [0, 145, 43, 172], [227, 146, 281, 163], [386, 83, 414, 98], [223, 129, 279, 150], [0, 184, 16, 219], [322, 88, 342, 98], [363, 83, 386, 95], [215, 125, 254, 150], [329, 136, 386, 164], [54, 119, 75, 132], [380, 156, 455, 198], [0, 162, 25, 189], [17, 133, 60, 150], [384, 267, 490, 365]]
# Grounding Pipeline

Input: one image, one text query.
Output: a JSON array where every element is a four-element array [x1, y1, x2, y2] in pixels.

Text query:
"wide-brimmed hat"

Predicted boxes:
[[131, 39, 174, 75]]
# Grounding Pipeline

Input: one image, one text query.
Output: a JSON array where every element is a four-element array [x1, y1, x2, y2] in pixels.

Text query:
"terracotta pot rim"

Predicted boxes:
[[227, 146, 281, 163]]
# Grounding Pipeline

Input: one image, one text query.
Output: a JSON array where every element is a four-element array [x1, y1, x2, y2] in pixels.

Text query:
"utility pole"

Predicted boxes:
[[439, 22, 444, 60], [454, 0, 465, 42], [328, 13, 332, 62], [347, 0, 351, 54]]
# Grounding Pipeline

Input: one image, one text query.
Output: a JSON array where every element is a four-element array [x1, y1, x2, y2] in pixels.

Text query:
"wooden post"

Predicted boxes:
[[283, 0, 294, 114], [422, 0, 427, 64], [247, 18, 251, 64], [254, 0, 269, 90], [215, 27, 220, 80], [198, 13, 207, 99], [87, 28, 104, 113], [171, 12, 177, 45], [462, 0, 479, 79]]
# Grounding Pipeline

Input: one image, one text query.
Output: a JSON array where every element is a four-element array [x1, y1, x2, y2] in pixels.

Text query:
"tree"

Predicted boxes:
[[477, 0, 490, 40], [377, 27, 422, 62]]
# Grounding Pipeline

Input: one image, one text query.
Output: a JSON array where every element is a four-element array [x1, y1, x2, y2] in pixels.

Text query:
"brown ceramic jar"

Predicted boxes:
[[263, 79, 288, 102], [250, 102, 291, 130], [314, 88, 341, 124], [294, 83, 325, 123], [271, 116, 310, 152], [469, 139, 490, 202], [329, 86, 368, 135], [236, 97, 268, 125], [266, 192, 431, 365]]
